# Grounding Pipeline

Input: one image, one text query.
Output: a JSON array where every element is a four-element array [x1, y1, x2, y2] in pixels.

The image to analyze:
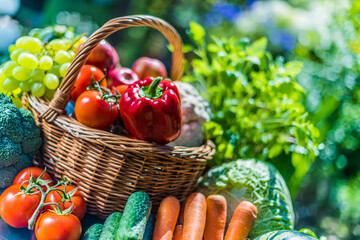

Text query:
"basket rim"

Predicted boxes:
[[26, 94, 215, 157]]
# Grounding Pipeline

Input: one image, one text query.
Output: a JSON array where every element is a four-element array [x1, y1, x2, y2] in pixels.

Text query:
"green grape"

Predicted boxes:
[[18, 53, 38, 70], [68, 50, 75, 58], [47, 65, 60, 76], [31, 82, 46, 97], [30, 69, 45, 81], [59, 62, 71, 77], [54, 50, 71, 65], [39, 56, 53, 70], [12, 96, 23, 108], [0, 83, 5, 93], [2, 77, 20, 92], [44, 88, 56, 101], [15, 37, 26, 48], [19, 81, 32, 92], [48, 39, 67, 51], [8, 44, 17, 53], [10, 49, 26, 62], [2, 61, 18, 77], [0, 69, 6, 82], [12, 66, 31, 81], [43, 73, 59, 90], [20, 36, 43, 53], [72, 36, 87, 50]]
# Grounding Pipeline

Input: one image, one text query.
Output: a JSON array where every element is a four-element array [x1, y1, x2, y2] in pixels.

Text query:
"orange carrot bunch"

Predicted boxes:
[[152, 193, 257, 240]]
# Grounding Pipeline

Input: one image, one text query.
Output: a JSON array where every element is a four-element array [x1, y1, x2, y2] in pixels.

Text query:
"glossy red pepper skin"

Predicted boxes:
[[120, 77, 181, 144]]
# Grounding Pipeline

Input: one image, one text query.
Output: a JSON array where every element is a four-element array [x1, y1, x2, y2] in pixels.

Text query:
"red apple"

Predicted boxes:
[[131, 57, 167, 80], [79, 40, 119, 72], [107, 67, 139, 88]]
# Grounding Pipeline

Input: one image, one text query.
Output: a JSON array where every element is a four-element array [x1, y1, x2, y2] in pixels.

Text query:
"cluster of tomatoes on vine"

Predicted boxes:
[[0, 167, 86, 240]]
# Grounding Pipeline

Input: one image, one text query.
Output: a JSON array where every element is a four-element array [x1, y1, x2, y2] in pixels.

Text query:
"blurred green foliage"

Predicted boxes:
[[41, 0, 224, 67], [228, 1, 360, 239], [184, 22, 319, 195]]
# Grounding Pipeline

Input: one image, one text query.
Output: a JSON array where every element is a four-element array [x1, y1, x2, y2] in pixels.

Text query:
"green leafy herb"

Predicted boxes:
[[184, 23, 319, 194]]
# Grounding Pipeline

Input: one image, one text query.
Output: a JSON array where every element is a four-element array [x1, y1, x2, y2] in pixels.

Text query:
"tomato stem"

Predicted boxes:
[[27, 184, 48, 230], [27, 179, 72, 230]]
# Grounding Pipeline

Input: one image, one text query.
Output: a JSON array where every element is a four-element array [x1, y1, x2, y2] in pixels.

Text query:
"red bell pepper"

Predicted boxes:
[[119, 77, 182, 144]]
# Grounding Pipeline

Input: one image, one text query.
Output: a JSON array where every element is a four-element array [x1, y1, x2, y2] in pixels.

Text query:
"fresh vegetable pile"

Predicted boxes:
[[84, 191, 257, 240], [0, 19, 327, 240], [0, 25, 187, 146]]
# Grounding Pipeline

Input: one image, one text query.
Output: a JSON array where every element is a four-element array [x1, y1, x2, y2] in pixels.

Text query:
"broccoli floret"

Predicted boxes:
[[0, 165, 18, 188], [0, 104, 23, 143], [0, 156, 32, 188], [15, 154, 32, 171], [22, 136, 42, 157], [0, 94, 12, 106], [19, 108, 42, 156], [0, 137, 21, 168], [0, 93, 42, 187]]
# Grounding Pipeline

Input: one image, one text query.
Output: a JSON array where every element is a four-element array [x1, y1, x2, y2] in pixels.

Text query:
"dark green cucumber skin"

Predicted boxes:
[[116, 192, 152, 240], [254, 230, 318, 240], [99, 212, 123, 240], [83, 223, 103, 240], [142, 214, 156, 240]]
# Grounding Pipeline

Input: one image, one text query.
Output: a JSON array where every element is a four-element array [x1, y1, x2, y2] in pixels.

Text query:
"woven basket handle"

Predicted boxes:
[[42, 15, 184, 122]]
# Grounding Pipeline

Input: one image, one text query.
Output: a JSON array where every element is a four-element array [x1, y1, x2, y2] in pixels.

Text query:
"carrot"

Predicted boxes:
[[224, 201, 258, 240], [172, 225, 183, 240], [204, 195, 227, 240], [159, 231, 173, 240], [182, 192, 207, 240], [153, 196, 180, 240]]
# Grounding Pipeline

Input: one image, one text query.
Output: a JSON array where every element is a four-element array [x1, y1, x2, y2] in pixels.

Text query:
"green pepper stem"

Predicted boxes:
[[145, 77, 162, 98]]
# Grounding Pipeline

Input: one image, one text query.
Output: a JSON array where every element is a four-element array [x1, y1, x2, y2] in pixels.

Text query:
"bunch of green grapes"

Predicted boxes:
[[0, 34, 85, 101]]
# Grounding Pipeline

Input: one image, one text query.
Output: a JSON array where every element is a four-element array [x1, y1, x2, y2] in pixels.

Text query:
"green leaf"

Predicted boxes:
[[246, 56, 261, 65], [207, 43, 219, 52], [167, 44, 192, 53], [188, 22, 205, 44], [246, 37, 268, 57], [285, 61, 304, 77], [268, 144, 283, 158]]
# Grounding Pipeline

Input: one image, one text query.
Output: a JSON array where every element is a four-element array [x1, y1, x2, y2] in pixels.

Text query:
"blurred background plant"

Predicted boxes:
[[224, 1, 360, 239], [1, 0, 360, 239]]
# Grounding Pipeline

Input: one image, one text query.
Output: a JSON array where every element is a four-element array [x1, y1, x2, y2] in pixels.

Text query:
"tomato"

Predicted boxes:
[[71, 65, 107, 101], [44, 185, 87, 220], [35, 211, 81, 240], [0, 184, 41, 228], [75, 90, 118, 130], [111, 84, 128, 96], [13, 167, 54, 190]]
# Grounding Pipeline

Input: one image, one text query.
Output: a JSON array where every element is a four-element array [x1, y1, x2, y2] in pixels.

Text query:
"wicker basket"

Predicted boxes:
[[22, 15, 214, 218]]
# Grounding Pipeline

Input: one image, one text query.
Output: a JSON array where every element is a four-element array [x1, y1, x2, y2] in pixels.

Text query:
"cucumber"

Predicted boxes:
[[116, 192, 152, 240], [83, 223, 103, 240], [99, 212, 123, 240], [143, 214, 156, 240]]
